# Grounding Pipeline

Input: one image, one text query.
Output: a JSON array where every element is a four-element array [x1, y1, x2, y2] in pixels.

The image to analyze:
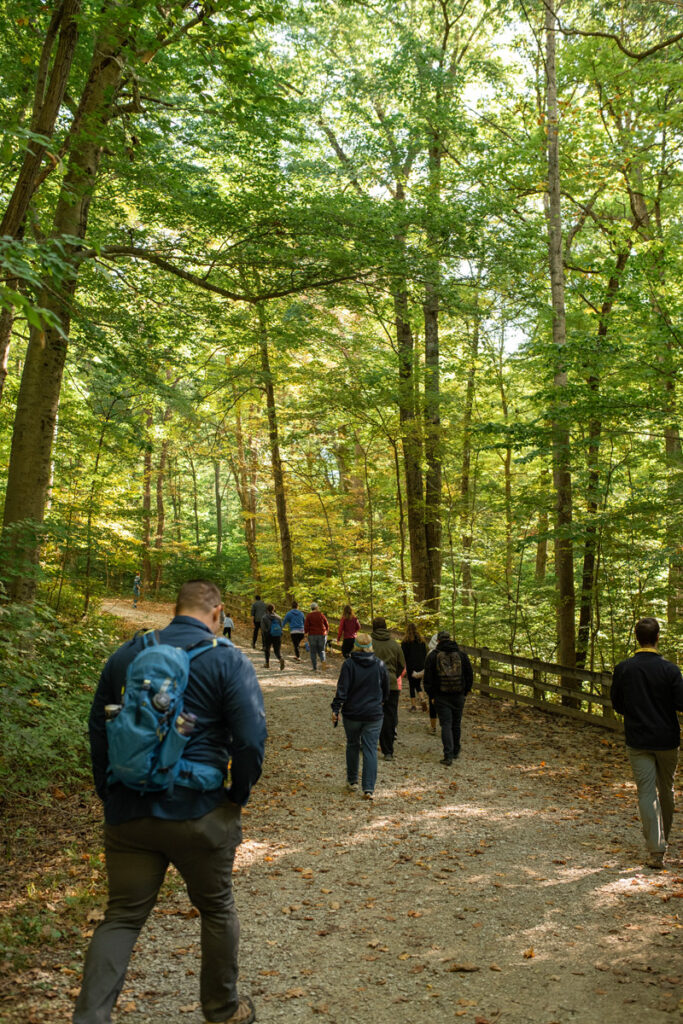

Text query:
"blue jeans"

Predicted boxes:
[[343, 718, 382, 794], [435, 693, 466, 759], [308, 634, 326, 669]]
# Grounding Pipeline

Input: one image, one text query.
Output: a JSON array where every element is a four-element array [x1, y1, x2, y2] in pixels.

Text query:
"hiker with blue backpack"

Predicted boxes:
[[73, 579, 266, 1024], [261, 603, 285, 671]]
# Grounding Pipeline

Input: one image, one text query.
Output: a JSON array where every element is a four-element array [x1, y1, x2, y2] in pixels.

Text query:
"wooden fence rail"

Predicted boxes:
[[459, 645, 621, 731]]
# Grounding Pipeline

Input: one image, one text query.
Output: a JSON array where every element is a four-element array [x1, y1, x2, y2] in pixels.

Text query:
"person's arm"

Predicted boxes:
[[379, 661, 390, 703], [610, 664, 624, 714], [423, 651, 435, 694], [303, 613, 310, 636], [396, 642, 406, 675], [670, 664, 683, 710], [282, 610, 291, 631], [322, 613, 329, 634], [331, 661, 351, 716], [222, 654, 267, 806], [461, 651, 474, 694]]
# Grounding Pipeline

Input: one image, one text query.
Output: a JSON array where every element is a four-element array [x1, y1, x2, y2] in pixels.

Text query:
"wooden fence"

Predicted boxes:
[[459, 644, 620, 731]]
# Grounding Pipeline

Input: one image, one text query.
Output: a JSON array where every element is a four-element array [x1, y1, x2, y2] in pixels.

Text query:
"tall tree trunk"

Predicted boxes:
[[153, 438, 170, 594], [230, 397, 260, 582], [0, 15, 128, 599], [460, 317, 479, 605], [422, 140, 443, 612], [142, 413, 153, 585], [535, 468, 549, 582], [395, 284, 428, 604], [214, 459, 223, 559], [0, 307, 14, 404], [0, 0, 81, 237], [545, 2, 576, 685], [258, 305, 294, 597], [576, 250, 630, 668], [83, 401, 116, 614], [188, 454, 201, 548], [423, 278, 442, 612]]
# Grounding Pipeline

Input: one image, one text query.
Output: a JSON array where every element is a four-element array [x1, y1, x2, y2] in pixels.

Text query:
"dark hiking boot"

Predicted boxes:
[[207, 995, 256, 1024], [440, 757, 453, 766]]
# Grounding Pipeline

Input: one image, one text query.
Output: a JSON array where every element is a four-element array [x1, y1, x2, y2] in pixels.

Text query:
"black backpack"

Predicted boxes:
[[435, 648, 463, 693]]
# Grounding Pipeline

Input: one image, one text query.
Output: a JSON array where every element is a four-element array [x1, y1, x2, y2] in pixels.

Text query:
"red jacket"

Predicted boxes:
[[304, 610, 329, 636], [337, 615, 360, 641]]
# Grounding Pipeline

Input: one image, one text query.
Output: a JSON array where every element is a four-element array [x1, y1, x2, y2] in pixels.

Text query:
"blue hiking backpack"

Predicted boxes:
[[106, 631, 231, 794]]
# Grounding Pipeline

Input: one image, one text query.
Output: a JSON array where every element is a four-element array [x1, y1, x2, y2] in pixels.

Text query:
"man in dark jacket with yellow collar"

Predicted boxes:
[[611, 616, 683, 869]]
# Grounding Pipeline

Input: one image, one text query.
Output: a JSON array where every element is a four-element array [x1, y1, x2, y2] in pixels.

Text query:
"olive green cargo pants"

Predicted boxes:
[[73, 801, 242, 1023]]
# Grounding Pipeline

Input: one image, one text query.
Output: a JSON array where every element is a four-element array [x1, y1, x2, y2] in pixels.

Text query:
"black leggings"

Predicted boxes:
[[263, 635, 282, 665], [291, 633, 304, 657], [341, 638, 355, 658]]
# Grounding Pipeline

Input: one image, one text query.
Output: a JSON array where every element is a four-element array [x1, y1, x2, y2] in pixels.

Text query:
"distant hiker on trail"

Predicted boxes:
[[261, 604, 285, 671], [282, 600, 305, 661], [423, 630, 473, 766], [250, 594, 267, 649], [610, 616, 683, 869], [331, 633, 389, 800], [370, 617, 406, 762], [132, 572, 141, 608], [73, 579, 266, 1024], [337, 604, 361, 658], [425, 634, 439, 735], [401, 622, 428, 714], [223, 610, 234, 640], [304, 602, 329, 672]]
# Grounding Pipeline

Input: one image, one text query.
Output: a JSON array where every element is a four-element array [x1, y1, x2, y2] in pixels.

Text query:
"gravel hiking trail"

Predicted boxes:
[[21, 603, 683, 1023]]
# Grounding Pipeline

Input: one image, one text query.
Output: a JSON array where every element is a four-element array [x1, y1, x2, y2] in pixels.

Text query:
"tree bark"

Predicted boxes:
[[0, 0, 81, 237], [0, 14, 130, 599], [575, 250, 629, 668], [214, 459, 223, 559], [258, 305, 294, 597], [460, 317, 479, 604], [545, 1, 576, 686], [142, 412, 153, 585]]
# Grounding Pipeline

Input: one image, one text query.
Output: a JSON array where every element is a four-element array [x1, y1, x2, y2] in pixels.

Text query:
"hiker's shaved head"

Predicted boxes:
[[175, 580, 222, 616]]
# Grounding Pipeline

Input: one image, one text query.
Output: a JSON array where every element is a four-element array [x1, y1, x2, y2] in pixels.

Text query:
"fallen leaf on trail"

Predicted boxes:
[[448, 962, 480, 972], [523, 948, 535, 959], [489, 964, 502, 971], [284, 988, 305, 999], [407, 910, 423, 917], [52, 788, 67, 800], [398, 953, 411, 960], [179, 1003, 199, 1013], [86, 910, 104, 923], [121, 1002, 136, 1013]]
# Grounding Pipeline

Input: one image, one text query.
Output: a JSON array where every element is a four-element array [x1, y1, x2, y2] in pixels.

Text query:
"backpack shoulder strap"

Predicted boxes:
[[186, 635, 231, 662]]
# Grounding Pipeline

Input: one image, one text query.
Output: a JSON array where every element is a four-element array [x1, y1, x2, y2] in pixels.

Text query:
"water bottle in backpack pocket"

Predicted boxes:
[[106, 631, 229, 794]]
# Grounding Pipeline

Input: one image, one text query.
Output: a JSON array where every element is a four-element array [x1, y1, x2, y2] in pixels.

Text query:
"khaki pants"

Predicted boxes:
[[73, 801, 242, 1024], [627, 747, 678, 854]]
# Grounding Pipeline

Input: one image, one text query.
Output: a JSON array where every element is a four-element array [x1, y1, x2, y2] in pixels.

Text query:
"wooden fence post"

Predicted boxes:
[[532, 663, 544, 706], [480, 650, 490, 691]]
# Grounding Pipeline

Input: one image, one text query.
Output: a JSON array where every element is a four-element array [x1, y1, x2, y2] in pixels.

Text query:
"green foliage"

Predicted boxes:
[[0, 602, 126, 804]]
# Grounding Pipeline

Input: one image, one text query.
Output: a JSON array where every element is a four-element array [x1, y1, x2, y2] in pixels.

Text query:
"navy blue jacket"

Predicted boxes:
[[331, 650, 389, 721], [611, 650, 683, 750], [89, 615, 267, 824]]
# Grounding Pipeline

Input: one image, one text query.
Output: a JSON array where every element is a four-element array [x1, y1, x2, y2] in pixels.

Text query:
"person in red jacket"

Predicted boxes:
[[304, 602, 329, 672], [337, 604, 361, 659]]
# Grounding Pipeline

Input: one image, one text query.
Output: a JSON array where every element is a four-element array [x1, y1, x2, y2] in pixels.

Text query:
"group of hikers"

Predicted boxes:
[[74, 578, 682, 1024], [248, 593, 474, 786]]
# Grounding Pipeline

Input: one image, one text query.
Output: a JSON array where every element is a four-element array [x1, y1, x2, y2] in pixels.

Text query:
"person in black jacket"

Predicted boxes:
[[610, 616, 683, 869], [423, 630, 473, 766], [331, 633, 389, 799]]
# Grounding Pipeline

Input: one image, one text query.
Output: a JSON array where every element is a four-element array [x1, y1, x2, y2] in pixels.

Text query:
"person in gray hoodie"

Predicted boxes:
[[370, 617, 406, 761]]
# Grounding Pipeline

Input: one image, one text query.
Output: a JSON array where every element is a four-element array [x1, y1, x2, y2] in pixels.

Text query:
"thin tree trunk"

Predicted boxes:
[[390, 437, 408, 618], [576, 250, 630, 667], [188, 454, 200, 548], [535, 468, 549, 582], [258, 305, 294, 597], [214, 459, 223, 559], [545, 2, 576, 688], [153, 439, 170, 594], [395, 283, 428, 604], [230, 397, 260, 582], [423, 277, 442, 612], [0, 306, 14, 405], [142, 412, 153, 584], [461, 318, 479, 604], [83, 401, 116, 614]]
